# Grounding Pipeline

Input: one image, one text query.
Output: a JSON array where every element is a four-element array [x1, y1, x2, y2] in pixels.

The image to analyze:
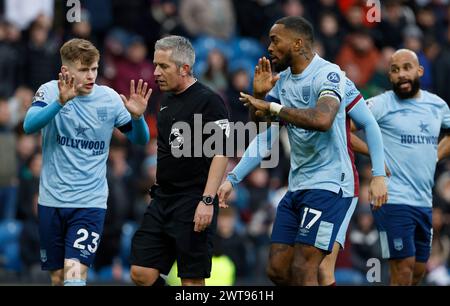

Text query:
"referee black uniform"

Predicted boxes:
[[130, 81, 229, 279]]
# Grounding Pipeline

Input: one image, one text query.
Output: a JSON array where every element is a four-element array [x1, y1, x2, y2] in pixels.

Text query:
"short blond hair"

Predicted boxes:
[[60, 38, 100, 66]]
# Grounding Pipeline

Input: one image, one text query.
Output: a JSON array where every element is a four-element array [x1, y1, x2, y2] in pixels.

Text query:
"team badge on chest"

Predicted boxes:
[[96, 107, 108, 122], [302, 86, 311, 103]]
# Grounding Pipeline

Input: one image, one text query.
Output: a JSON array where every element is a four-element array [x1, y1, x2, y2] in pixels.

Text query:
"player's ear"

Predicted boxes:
[[61, 65, 69, 74], [293, 38, 302, 52], [417, 65, 424, 77]]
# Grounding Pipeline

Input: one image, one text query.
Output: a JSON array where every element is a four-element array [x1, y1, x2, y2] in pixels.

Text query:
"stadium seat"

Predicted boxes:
[[231, 37, 267, 63], [229, 57, 255, 75], [193, 58, 207, 77], [192, 36, 233, 62]]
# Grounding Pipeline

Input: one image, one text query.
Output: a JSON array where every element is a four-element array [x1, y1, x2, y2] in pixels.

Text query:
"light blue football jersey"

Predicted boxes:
[[367, 90, 450, 207], [34, 81, 131, 209], [267, 54, 355, 197]]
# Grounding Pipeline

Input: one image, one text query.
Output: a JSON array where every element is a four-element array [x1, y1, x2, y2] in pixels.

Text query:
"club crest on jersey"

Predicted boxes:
[[327, 72, 340, 83], [302, 86, 311, 102], [169, 127, 184, 149], [96, 107, 107, 122], [393, 238, 403, 251]]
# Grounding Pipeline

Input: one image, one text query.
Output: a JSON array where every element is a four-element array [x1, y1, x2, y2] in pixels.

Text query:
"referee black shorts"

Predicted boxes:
[[130, 186, 218, 279]]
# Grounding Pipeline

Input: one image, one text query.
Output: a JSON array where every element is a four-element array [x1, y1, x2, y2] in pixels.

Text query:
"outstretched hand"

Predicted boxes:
[[239, 92, 271, 118], [217, 180, 233, 208], [120, 79, 152, 120], [58, 72, 83, 105], [253, 57, 280, 97]]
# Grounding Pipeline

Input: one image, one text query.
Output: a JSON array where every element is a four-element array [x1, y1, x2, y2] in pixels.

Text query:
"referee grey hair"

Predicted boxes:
[[155, 36, 195, 76]]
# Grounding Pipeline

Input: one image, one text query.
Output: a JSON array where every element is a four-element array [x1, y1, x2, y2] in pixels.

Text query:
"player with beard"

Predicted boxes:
[[237, 16, 388, 285], [354, 49, 450, 285]]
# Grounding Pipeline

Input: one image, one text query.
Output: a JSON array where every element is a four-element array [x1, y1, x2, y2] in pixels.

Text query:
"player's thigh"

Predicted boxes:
[[293, 189, 353, 253], [413, 207, 432, 263], [372, 204, 416, 260], [271, 191, 300, 245], [335, 197, 358, 247], [64, 207, 106, 268], [130, 198, 176, 274], [320, 242, 340, 272], [64, 258, 88, 281], [268, 243, 294, 273], [38, 205, 65, 271]]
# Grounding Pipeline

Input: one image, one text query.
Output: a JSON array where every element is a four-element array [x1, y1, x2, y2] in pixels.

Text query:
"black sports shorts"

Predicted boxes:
[[130, 186, 218, 278]]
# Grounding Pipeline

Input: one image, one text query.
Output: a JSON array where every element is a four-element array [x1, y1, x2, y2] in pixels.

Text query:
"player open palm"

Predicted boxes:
[[253, 57, 280, 97], [120, 79, 152, 119], [58, 72, 83, 105]]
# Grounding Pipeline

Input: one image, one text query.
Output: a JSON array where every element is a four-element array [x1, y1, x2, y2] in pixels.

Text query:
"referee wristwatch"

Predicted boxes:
[[201, 195, 214, 205]]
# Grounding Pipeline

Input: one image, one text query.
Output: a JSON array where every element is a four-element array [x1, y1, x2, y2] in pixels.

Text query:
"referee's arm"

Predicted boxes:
[[203, 155, 228, 197], [193, 154, 228, 232]]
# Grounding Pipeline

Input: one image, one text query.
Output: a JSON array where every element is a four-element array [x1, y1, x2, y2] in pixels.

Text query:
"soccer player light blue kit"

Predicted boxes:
[[23, 80, 149, 271], [226, 74, 385, 250], [368, 90, 450, 262]]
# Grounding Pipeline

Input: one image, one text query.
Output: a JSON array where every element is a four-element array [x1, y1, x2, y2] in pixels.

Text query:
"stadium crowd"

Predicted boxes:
[[1, 0, 450, 285]]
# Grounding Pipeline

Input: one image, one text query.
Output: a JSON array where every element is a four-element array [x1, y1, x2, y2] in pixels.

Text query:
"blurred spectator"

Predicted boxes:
[[233, 0, 282, 41], [281, 0, 305, 17], [341, 5, 365, 32], [317, 11, 345, 61], [306, 0, 341, 27], [19, 193, 44, 282], [434, 172, 450, 224], [434, 28, 450, 103], [16, 153, 41, 221], [402, 25, 433, 90], [147, 0, 186, 51], [179, 0, 236, 40], [4, 0, 54, 30], [22, 15, 60, 91], [65, 8, 98, 47], [111, 0, 149, 33], [349, 203, 382, 276], [0, 19, 22, 97], [111, 35, 156, 97], [81, 0, 113, 43], [416, 5, 446, 43], [246, 168, 270, 214], [16, 134, 39, 183], [336, 28, 381, 87], [213, 206, 252, 281], [426, 207, 450, 285], [7, 86, 33, 129], [225, 68, 251, 124], [377, 0, 415, 49], [199, 49, 229, 95], [361, 46, 395, 98], [94, 145, 132, 275], [0, 97, 18, 220]]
